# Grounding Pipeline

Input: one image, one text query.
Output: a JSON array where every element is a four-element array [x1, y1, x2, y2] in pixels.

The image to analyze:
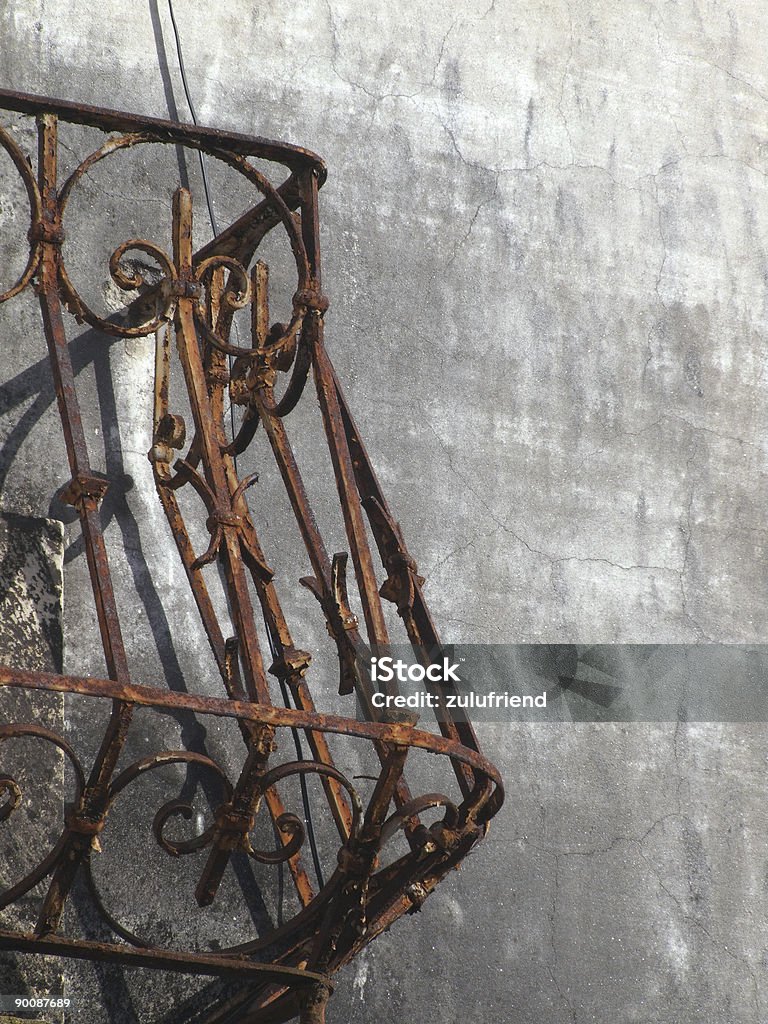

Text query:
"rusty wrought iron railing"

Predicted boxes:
[[0, 90, 503, 1024]]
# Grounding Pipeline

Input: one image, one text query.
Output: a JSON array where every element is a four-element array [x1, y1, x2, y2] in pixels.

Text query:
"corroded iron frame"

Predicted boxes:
[[0, 90, 503, 1024]]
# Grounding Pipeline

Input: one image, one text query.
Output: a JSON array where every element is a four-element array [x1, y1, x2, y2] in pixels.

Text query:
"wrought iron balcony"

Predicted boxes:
[[0, 90, 503, 1024]]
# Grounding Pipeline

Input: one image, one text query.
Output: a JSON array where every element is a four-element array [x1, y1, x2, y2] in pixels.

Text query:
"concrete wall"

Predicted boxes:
[[1, 1, 768, 1021]]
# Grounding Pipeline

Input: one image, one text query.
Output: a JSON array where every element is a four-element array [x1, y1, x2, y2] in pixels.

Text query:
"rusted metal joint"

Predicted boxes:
[[228, 355, 253, 405], [149, 413, 185, 465], [65, 806, 105, 847], [297, 980, 332, 1024], [148, 443, 175, 466], [60, 473, 110, 509], [327, 606, 358, 634], [206, 365, 230, 386], [250, 723, 277, 759], [379, 553, 425, 613], [339, 875, 370, 937], [161, 276, 201, 301], [415, 821, 462, 857], [247, 360, 278, 394], [293, 289, 329, 315], [268, 646, 312, 687], [300, 561, 363, 695], [361, 496, 425, 612], [212, 802, 257, 850], [228, 380, 250, 406], [301, 563, 360, 639], [411, 824, 438, 854], [337, 844, 378, 877], [64, 809, 106, 841], [156, 412, 186, 449], [206, 509, 243, 532], [388, 550, 420, 576], [0, 776, 21, 821], [405, 881, 430, 912], [230, 351, 282, 403], [28, 219, 65, 245]]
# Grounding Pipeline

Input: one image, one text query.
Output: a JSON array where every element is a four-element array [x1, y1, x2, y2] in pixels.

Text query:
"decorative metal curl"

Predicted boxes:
[[107, 750, 234, 859], [193, 254, 252, 356], [0, 124, 43, 302], [109, 238, 176, 291], [58, 236, 178, 338], [0, 725, 88, 910], [0, 724, 86, 805], [257, 760, 364, 839], [195, 274, 310, 368], [52, 134, 312, 348], [152, 798, 214, 858], [378, 793, 460, 851], [248, 811, 305, 865], [237, 762, 362, 873], [71, 751, 237, 950], [185, 146, 313, 361]]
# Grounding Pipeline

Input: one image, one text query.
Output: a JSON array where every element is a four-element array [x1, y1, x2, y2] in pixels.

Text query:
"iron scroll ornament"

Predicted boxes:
[[0, 90, 503, 1024]]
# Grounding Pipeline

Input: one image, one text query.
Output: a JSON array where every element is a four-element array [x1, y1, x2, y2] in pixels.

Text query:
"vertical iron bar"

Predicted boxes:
[[33, 113, 134, 935], [299, 171, 390, 650]]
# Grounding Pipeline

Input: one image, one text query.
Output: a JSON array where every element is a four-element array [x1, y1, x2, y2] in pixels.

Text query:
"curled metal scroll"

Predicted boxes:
[[107, 750, 234, 857], [54, 135, 312, 359], [0, 724, 86, 805], [247, 760, 364, 863], [78, 755, 364, 950], [82, 750, 236, 949], [378, 793, 460, 850], [0, 725, 87, 908]]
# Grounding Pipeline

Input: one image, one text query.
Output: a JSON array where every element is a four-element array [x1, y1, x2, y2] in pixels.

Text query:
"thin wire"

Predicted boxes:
[[166, 0, 219, 236], [280, 678, 326, 890]]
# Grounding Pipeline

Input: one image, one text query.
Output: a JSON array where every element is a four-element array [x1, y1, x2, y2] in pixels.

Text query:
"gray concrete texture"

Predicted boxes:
[[0, 0, 767, 1021]]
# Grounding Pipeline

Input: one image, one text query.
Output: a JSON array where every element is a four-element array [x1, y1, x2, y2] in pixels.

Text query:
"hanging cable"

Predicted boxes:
[[166, 0, 219, 237]]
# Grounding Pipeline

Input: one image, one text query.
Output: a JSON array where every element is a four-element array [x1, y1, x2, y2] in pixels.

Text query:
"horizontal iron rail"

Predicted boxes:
[[0, 667, 504, 816], [0, 930, 332, 985], [0, 88, 326, 178]]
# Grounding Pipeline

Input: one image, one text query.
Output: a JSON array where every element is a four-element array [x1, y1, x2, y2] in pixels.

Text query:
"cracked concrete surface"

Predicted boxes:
[[1, 0, 768, 1021]]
